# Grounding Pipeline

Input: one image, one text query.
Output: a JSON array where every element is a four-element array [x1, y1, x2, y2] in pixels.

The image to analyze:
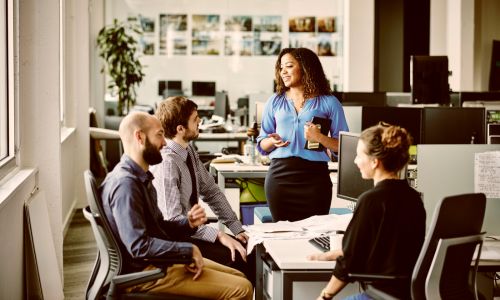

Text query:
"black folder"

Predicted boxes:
[[304, 116, 331, 151]]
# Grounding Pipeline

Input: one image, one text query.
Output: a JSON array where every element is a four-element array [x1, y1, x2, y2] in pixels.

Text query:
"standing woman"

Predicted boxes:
[[256, 47, 349, 222], [308, 123, 426, 300]]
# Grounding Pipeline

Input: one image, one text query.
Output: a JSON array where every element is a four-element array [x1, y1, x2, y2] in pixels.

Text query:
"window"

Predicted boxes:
[[0, 0, 17, 181]]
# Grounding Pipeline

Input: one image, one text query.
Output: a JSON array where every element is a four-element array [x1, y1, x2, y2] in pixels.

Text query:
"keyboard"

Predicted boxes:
[[309, 236, 330, 252]]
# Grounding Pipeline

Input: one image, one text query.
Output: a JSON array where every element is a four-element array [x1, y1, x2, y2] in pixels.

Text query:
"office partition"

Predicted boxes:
[[342, 106, 362, 133], [362, 106, 422, 144], [417, 144, 500, 235], [421, 107, 486, 144]]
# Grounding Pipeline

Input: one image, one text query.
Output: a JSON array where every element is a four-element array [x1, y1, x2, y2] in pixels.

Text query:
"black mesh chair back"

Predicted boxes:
[[411, 193, 486, 300], [83, 170, 203, 300], [84, 170, 123, 300]]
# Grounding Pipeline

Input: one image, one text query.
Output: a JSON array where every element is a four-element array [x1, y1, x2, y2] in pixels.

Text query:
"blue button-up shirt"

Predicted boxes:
[[256, 93, 349, 161], [100, 155, 195, 272]]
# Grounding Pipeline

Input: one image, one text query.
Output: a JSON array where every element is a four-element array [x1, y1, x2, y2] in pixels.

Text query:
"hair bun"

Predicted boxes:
[[381, 126, 410, 149]]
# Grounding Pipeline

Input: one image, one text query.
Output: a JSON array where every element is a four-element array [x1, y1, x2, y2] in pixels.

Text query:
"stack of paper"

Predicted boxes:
[[243, 213, 353, 253]]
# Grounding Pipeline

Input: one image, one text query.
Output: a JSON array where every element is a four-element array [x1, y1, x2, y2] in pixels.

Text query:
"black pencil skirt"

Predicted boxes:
[[265, 156, 332, 222]]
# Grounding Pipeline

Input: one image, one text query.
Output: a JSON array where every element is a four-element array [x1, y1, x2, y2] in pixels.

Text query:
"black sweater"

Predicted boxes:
[[333, 179, 426, 299]]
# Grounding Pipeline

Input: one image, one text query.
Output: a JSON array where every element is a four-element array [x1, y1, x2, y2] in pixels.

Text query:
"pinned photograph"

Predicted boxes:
[[225, 15, 252, 32], [289, 16, 315, 33]]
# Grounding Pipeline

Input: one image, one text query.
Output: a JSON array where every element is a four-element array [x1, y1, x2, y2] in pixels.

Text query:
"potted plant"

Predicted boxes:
[[97, 19, 145, 116]]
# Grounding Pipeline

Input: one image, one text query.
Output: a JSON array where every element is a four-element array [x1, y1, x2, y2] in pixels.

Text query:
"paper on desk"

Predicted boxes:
[[293, 214, 353, 233], [245, 231, 321, 254], [243, 221, 304, 233], [244, 213, 353, 254]]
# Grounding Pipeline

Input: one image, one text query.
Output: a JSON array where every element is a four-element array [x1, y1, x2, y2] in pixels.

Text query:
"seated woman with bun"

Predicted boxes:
[[309, 122, 426, 300]]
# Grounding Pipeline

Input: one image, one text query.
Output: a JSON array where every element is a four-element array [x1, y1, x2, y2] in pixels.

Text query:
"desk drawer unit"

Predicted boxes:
[[259, 248, 359, 300]]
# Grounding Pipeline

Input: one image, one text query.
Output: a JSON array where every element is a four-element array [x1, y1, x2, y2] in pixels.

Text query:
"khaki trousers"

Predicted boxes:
[[130, 258, 253, 300]]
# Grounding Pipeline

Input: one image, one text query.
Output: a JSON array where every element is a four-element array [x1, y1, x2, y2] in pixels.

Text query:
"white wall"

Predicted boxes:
[[104, 0, 344, 108], [343, 0, 374, 91], [61, 0, 93, 213], [430, 0, 500, 91], [19, 0, 64, 275], [474, 0, 500, 91], [0, 0, 93, 297]]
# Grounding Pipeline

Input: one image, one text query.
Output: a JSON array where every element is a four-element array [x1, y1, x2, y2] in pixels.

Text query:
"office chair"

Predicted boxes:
[[89, 108, 122, 181], [349, 193, 486, 300], [83, 170, 205, 300]]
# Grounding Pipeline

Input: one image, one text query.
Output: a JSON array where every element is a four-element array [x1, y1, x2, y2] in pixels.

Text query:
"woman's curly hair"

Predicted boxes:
[[360, 122, 413, 173], [274, 48, 331, 99]]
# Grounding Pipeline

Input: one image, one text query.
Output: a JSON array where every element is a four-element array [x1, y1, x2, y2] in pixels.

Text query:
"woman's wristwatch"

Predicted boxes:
[[321, 288, 334, 300]]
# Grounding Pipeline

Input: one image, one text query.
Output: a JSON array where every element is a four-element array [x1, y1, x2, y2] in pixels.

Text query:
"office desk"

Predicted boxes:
[[256, 238, 358, 300], [256, 238, 500, 300], [210, 161, 338, 196]]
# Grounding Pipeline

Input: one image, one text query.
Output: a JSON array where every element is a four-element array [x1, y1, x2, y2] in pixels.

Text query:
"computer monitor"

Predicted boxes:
[[337, 131, 374, 202], [158, 80, 183, 98], [167, 80, 182, 90], [411, 55, 450, 105], [421, 107, 486, 144], [361, 106, 422, 144], [158, 80, 166, 96], [158, 80, 183, 97], [192, 81, 216, 96], [213, 91, 230, 119]]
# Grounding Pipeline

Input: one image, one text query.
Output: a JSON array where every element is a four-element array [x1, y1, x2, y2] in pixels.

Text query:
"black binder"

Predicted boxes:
[[304, 116, 331, 151]]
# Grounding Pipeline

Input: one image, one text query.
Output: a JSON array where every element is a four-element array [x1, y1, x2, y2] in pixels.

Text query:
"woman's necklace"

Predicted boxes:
[[288, 95, 306, 109], [298, 98, 306, 108]]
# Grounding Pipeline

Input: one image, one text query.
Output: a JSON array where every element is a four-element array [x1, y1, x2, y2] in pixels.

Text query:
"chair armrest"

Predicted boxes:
[[89, 127, 121, 140], [106, 268, 165, 300], [113, 268, 165, 287], [107, 256, 194, 299]]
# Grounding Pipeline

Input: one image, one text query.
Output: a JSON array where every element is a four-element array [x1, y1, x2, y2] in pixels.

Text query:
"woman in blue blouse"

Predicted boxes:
[[257, 47, 349, 222]]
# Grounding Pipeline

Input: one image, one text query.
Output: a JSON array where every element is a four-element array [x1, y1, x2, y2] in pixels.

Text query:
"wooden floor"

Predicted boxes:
[[63, 209, 97, 300]]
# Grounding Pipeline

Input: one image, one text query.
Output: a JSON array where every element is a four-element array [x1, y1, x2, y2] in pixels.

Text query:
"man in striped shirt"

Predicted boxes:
[[151, 96, 254, 285]]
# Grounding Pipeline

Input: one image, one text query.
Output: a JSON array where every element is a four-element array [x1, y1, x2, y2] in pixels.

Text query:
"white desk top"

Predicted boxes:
[[211, 161, 338, 173], [198, 132, 248, 140], [478, 239, 500, 261], [263, 239, 335, 270], [264, 237, 500, 271]]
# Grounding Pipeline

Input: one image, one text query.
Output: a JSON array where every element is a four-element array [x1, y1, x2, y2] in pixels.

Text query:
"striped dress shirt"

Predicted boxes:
[[151, 139, 244, 242]]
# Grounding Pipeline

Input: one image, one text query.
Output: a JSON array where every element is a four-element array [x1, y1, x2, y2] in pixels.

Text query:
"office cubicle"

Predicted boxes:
[[361, 106, 487, 145], [337, 92, 386, 107], [417, 144, 500, 235]]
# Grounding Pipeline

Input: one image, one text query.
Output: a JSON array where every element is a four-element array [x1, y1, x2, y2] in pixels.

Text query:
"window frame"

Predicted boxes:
[[0, 0, 17, 181]]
